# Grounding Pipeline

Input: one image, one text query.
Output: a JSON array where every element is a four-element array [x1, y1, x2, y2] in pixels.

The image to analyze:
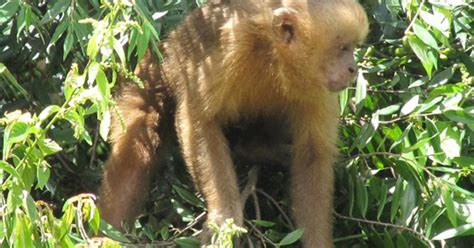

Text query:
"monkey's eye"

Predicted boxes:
[[341, 45, 350, 51]]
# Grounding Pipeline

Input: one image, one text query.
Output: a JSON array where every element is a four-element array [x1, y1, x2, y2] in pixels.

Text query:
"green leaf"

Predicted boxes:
[[22, 192, 39, 223], [87, 33, 99, 58], [38, 138, 62, 156], [175, 237, 200, 247], [443, 109, 474, 125], [432, 223, 474, 240], [38, 105, 61, 122], [377, 104, 400, 116], [16, 5, 26, 36], [113, 38, 126, 65], [100, 110, 111, 141], [127, 28, 139, 60], [40, 0, 70, 24], [419, 10, 450, 37], [396, 234, 409, 248], [429, 67, 455, 88], [144, 21, 160, 41], [390, 178, 403, 222], [400, 180, 416, 224], [95, 67, 110, 109], [400, 95, 419, 115], [0, 1, 19, 23], [377, 182, 388, 220], [441, 93, 462, 110], [171, 199, 194, 222], [339, 88, 349, 114], [63, 28, 75, 60], [0, 63, 28, 98], [356, 176, 368, 217], [88, 61, 100, 84], [7, 183, 23, 213], [252, 220, 276, 228], [416, 96, 443, 113], [51, 18, 69, 44], [383, 231, 395, 248], [36, 161, 50, 189], [152, 11, 168, 20], [0, 161, 23, 184], [452, 157, 474, 169], [60, 205, 75, 237], [137, 22, 151, 64], [13, 211, 33, 248], [354, 112, 379, 150], [172, 184, 204, 208], [99, 220, 130, 243], [413, 21, 439, 50], [279, 228, 304, 246], [439, 127, 461, 159], [355, 71, 367, 106], [8, 121, 30, 144], [407, 35, 435, 77], [442, 190, 457, 226], [88, 206, 100, 233], [348, 173, 355, 216]]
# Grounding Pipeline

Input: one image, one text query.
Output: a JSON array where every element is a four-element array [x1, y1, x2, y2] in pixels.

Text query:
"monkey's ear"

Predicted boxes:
[[272, 7, 298, 44]]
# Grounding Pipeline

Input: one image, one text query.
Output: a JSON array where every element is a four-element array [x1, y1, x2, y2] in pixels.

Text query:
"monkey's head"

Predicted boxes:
[[270, 0, 369, 94]]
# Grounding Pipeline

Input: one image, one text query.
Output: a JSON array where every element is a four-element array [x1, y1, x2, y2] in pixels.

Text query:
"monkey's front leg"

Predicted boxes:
[[175, 103, 243, 227], [290, 110, 339, 248]]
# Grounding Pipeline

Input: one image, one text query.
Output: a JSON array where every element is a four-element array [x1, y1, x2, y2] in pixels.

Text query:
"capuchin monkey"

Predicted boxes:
[[99, 0, 368, 246]]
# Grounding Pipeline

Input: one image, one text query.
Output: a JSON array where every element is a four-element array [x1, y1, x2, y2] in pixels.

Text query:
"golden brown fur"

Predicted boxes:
[[99, 0, 368, 246]]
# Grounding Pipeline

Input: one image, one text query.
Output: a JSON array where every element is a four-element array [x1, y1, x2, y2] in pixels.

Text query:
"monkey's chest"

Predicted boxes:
[[216, 83, 289, 121]]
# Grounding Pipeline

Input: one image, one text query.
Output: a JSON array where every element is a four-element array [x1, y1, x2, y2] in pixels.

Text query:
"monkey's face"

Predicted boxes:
[[271, 0, 368, 94], [322, 43, 359, 92]]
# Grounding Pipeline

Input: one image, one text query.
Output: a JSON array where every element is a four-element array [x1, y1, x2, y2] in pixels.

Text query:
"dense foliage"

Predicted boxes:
[[0, 0, 473, 247]]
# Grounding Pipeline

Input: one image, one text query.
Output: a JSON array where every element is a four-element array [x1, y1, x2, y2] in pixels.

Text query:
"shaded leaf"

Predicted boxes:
[[279, 228, 304, 246]]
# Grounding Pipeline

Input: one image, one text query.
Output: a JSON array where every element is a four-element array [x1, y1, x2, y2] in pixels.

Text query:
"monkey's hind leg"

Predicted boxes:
[[99, 85, 162, 230]]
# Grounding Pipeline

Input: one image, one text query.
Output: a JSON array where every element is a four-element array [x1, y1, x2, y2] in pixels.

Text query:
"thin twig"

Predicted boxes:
[[241, 167, 259, 207], [174, 211, 207, 236], [252, 192, 261, 221], [245, 220, 278, 247], [334, 211, 435, 248], [246, 236, 255, 248], [54, 154, 75, 173], [404, 0, 426, 34], [378, 112, 440, 124], [256, 189, 293, 229], [346, 86, 410, 94], [89, 121, 100, 168]]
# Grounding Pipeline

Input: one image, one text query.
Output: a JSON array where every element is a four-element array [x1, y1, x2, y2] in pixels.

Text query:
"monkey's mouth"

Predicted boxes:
[[326, 80, 350, 92]]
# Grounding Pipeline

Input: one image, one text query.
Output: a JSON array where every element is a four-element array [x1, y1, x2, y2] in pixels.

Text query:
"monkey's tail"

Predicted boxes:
[[99, 74, 173, 229]]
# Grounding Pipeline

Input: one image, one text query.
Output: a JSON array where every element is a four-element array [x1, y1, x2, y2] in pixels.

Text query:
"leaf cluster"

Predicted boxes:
[[0, 0, 473, 247]]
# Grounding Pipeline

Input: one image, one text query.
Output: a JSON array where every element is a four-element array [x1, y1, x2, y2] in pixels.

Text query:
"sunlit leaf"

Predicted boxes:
[[36, 161, 51, 189], [442, 190, 457, 226], [433, 223, 474, 240], [400, 95, 419, 115], [0, 0, 20, 23], [413, 21, 439, 50], [407, 34, 435, 77], [439, 127, 461, 159], [355, 71, 367, 106], [63, 28, 75, 60]]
